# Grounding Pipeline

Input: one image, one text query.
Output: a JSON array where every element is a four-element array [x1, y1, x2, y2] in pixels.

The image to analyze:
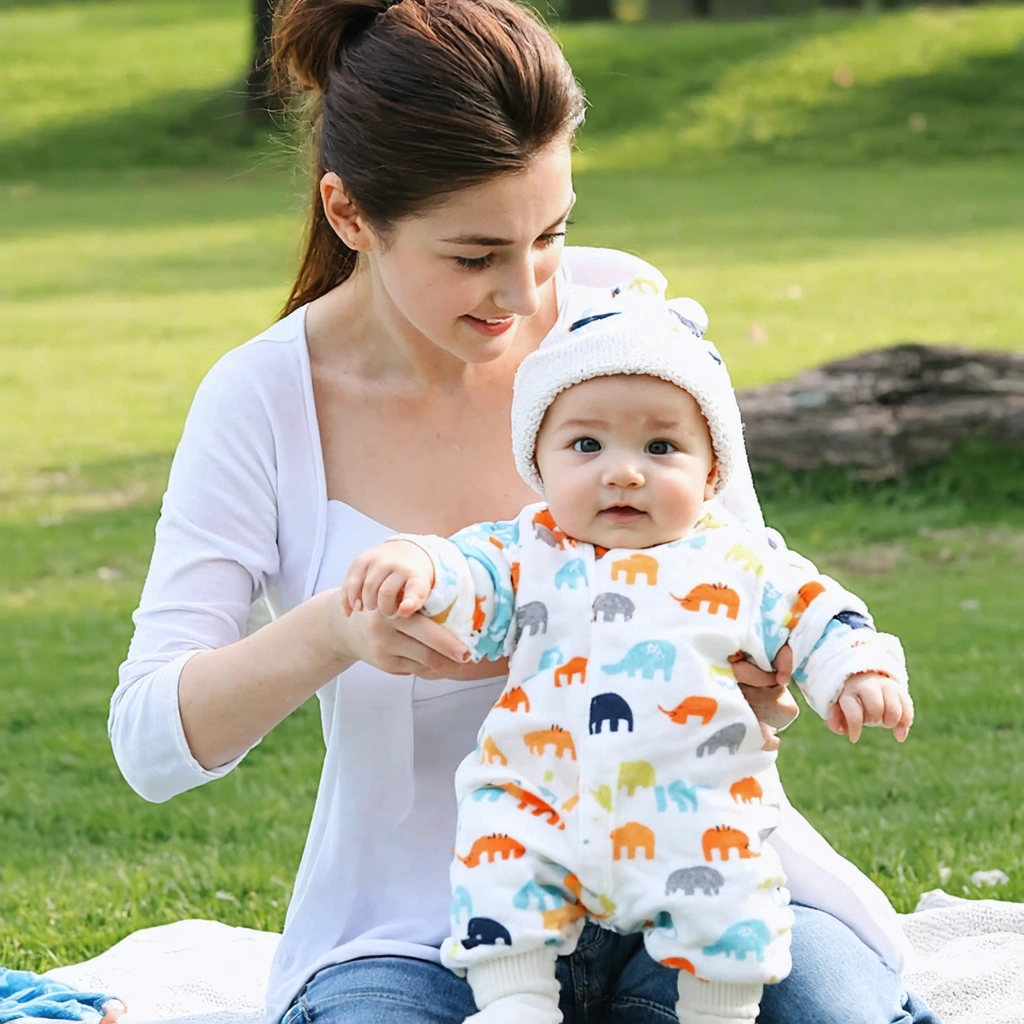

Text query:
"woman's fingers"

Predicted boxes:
[[730, 658, 776, 688], [395, 612, 472, 664], [772, 643, 793, 685], [730, 644, 794, 688], [737, 683, 799, 731]]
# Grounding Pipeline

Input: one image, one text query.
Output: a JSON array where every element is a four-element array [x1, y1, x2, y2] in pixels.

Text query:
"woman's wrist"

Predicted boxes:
[[315, 587, 359, 667]]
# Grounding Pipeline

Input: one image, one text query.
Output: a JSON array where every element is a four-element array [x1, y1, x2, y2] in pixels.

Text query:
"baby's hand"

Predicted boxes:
[[341, 540, 435, 618], [829, 671, 914, 744]]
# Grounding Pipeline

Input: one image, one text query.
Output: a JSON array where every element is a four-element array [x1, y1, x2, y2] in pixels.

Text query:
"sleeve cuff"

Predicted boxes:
[[800, 631, 908, 720], [109, 650, 250, 803]]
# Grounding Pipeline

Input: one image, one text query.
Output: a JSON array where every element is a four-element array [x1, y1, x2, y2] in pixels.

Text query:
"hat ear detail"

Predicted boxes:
[[568, 311, 623, 332]]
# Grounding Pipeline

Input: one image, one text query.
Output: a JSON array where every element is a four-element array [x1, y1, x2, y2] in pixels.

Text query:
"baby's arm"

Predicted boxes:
[[342, 516, 522, 661], [753, 547, 913, 743]]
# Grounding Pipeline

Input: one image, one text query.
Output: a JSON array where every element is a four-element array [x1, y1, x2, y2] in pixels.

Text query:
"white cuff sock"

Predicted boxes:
[[467, 947, 561, 1005], [676, 972, 762, 1024]]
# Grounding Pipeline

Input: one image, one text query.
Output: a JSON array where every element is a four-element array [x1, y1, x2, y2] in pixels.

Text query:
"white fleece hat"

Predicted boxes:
[[511, 296, 745, 496]]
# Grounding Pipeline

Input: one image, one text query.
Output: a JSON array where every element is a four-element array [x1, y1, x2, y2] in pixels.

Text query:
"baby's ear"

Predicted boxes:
[[703, 462, 720, 499]]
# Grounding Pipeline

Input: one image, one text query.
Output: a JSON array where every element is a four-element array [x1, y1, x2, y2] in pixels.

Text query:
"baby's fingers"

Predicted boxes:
[[341, 567, 368, 614], [398, 574, 432, 617], [838, 692, 865, 743], [376, 570, 414, 617], [895, 690, 915, 742]]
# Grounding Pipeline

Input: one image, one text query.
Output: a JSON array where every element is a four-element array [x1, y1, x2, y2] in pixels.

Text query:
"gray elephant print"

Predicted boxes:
[[514, 601, 548, 643], [591, 592, 635, 623], [696, 722, 746, 757], [665, 865, 725, 897]]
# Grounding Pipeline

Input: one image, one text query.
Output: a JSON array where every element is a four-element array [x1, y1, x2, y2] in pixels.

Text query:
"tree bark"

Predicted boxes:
[[246, 0, 279, 122], [562, 0, 615, 21]]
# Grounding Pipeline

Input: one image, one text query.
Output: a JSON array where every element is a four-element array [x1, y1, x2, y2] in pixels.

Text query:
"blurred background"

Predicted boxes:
[[1, 0, 1022, 970]]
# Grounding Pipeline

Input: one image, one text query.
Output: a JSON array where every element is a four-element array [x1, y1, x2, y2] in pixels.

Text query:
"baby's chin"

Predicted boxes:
[[572, 516, 697, 551]]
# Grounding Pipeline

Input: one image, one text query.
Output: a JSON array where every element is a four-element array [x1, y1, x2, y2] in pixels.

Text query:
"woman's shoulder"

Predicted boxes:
[[198, 312, 307, 395], [195, 306, 309, 406]]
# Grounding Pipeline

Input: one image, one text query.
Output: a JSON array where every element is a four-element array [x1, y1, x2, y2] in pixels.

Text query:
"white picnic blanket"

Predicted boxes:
[[44, 889, 1024, 1024]]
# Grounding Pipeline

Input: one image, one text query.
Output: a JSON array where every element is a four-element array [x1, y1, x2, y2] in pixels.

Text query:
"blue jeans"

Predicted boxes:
[[281, 905, 941, 1024]]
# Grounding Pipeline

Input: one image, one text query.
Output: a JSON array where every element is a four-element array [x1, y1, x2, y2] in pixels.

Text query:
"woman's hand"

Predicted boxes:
[[731, 644, 799, 751], [326, 584, 508, 681]]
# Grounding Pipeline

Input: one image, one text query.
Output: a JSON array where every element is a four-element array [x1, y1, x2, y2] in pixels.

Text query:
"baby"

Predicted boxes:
[[342, 298, 913, 1024]]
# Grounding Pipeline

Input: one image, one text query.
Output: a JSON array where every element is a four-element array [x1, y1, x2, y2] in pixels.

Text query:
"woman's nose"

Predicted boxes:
[[494, 256, 541, 318]]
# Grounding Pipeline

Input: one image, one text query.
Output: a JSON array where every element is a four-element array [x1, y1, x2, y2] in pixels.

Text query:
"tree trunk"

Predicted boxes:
[[562, 0, 615, 21], [246, 0, 279, 122]]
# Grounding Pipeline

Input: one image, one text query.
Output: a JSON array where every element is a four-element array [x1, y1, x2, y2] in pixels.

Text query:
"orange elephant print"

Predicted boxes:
[[611, 553, 659, 585], [611, 822, 655, 860], [672, 583, 740, 620], [542, 902, 586, 935], [456, 833, 526, 867], [660, 958, 697, 976], [702, 826, 758, 861], [555, 656, 587, 688], [659, 696, 718, 726], [532, 508, 575, 550], [524, 726, 577, 760], [498, 783, 565, 829], [495, 686, 530, 713], [480, 736, 508, 765], [786, 581, 826, 630], [729, 777, 763, 804], [472, 595, 487, 633]]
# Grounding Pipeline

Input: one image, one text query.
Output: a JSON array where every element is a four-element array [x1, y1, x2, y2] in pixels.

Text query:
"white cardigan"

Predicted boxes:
[[110, 248, 913, 1023]]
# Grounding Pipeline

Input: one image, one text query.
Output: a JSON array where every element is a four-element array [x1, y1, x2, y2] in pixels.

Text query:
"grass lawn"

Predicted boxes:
[[2, 0, 1023, 971]]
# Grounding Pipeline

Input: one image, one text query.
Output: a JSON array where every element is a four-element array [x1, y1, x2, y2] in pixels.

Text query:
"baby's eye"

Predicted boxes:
[[455, 254, 494, 271], [572, 438, 601, 454], [646, 440, 677, 455]]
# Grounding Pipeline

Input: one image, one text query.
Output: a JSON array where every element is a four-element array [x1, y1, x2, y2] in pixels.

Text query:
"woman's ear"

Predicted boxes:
[[703, 461, 720, 500], [320, 172, 377, 252]]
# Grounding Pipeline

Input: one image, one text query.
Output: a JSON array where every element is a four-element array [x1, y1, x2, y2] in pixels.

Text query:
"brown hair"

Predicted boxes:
[[272, 0, 585, 316]]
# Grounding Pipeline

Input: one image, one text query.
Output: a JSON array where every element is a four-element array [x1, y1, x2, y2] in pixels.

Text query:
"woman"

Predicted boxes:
[[109, 1, 937, 1021]]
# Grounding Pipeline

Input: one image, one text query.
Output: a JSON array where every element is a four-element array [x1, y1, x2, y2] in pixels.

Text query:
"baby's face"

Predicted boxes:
[[534, 374, 718, 550]]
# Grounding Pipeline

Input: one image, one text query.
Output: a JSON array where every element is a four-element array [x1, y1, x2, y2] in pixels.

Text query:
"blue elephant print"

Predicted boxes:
[[555, 558, 588, 590], [603, 640, 676, 681], [703, 919, 771, 962]]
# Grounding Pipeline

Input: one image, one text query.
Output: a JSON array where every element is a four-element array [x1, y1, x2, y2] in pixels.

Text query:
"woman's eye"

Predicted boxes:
[[455, 254, 494, 271], [572, 438, 601, 454], [647, 440, 676, 455]]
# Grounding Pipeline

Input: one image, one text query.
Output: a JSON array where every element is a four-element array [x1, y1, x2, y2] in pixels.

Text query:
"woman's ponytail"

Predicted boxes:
[[272, 0, 585, 318]]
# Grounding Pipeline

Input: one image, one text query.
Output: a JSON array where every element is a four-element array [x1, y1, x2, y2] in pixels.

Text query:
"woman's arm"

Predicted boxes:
[[110, 350, 472, 801]]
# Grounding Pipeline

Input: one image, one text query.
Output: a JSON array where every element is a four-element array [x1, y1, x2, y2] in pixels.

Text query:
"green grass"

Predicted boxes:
[[2, 0, 1024, 972]]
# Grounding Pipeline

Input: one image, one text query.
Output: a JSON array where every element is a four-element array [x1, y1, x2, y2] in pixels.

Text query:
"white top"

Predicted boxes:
[[109, 248, 913, 1024]]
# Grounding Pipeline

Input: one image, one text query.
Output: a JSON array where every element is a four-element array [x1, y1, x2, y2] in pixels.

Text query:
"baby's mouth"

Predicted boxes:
[[601, 505, 645, 521]]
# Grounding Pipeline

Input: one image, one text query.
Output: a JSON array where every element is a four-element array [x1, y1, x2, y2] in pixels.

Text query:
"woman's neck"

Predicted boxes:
[[304, 265, 559, 391]]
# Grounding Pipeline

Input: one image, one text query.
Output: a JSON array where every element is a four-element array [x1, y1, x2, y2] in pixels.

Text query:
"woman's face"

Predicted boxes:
[[366, 138, 575, 364]]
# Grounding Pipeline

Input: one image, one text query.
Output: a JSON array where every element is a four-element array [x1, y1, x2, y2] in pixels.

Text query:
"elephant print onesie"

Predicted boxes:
[[395, 501, 906, 996]]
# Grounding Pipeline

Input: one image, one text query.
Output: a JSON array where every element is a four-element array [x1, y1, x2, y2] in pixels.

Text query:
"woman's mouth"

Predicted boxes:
[[463, 314, 516, 337]]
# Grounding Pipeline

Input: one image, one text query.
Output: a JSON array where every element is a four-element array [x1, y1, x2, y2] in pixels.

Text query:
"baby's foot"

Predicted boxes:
[[463, 993, 563, 1024]]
